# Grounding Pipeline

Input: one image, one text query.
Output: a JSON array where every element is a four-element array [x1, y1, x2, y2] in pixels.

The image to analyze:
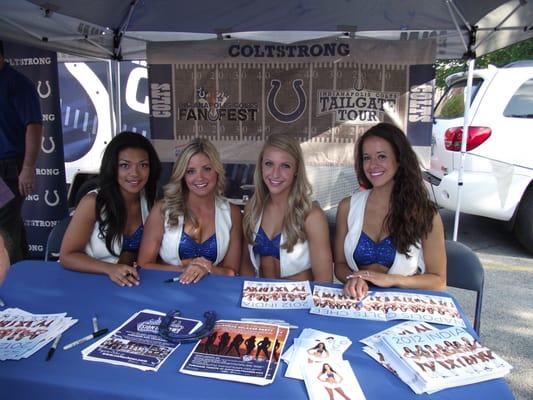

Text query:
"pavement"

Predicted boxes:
[[440, 209, 533, 400]]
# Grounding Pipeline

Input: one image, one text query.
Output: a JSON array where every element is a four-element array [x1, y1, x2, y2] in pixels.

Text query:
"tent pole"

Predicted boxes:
[[452, 57, 475, 241]]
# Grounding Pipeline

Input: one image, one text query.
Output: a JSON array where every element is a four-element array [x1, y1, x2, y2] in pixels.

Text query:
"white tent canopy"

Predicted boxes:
[[1, 0, 532, 60]]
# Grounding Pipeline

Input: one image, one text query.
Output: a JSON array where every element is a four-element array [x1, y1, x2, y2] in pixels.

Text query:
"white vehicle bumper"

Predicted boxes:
[[424, 170, 531, 221]]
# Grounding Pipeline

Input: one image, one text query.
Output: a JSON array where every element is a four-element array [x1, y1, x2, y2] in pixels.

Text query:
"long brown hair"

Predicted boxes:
[[355, 123, 438, 256]]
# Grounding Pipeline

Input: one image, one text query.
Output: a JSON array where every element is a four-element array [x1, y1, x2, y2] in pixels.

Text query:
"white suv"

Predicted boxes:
[[424, 61, 533, 253]]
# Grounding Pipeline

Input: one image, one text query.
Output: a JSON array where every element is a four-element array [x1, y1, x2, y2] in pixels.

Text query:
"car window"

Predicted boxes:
[[434, 78, 483, 119], [503, 77, 533, 118]]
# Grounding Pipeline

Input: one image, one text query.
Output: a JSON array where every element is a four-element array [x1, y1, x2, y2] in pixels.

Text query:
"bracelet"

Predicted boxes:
[[346, 274, 359, 280]]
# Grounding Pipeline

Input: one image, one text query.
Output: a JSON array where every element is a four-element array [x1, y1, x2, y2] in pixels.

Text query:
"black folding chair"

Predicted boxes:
[[445, 240, 485, 335], [44, 215, 72, 261]]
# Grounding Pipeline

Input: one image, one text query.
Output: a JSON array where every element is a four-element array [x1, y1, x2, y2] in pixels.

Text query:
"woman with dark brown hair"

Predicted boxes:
[[334, 122, 446, 299]]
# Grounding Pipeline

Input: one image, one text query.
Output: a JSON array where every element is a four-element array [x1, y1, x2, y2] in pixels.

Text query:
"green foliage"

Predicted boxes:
[[436, 38, 533, 88]]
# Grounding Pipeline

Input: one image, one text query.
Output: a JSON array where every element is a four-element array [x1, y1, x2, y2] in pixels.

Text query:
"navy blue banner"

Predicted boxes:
[[148, 64, 173, 139], [407, 64, 435, 146], [4, 41, 68, 259]]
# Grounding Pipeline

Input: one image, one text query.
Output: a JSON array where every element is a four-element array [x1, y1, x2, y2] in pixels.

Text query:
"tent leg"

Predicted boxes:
[[452, 58, 476, 241]]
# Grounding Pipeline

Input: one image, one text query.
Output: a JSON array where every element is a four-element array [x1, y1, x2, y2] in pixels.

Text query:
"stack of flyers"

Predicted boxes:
[[180, 320, 289, 385], [375, 326, 513, 394], [359, 321, 437, 375], [282, 328, 351, 380], [82, 309, 201, 371], [282, 328, 366, 399], [311, 286, 465, 327], [241, 280, 313, 309], [0, 308, 77, 360]]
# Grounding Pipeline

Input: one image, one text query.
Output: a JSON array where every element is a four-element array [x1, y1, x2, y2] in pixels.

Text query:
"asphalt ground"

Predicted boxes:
[[440, 209, 533, 400]]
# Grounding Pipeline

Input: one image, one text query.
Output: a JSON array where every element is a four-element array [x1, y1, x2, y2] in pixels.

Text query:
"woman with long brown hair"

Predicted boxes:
[[335, 123, 446, 299]]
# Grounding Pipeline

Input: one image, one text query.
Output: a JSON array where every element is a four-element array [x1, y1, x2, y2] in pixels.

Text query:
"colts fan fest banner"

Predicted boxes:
[[147, 38, 436, 208], [4, 42, 68, 259]]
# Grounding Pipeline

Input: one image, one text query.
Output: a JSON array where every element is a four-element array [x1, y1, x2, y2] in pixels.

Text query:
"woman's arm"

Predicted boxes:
[[334, 197, 368, 299], [358, 212, 447, 291], [213, 204, 242, 276], [137, 201, 185, 272], [304, 203, 333, 282], [59, 193, 139, 287]]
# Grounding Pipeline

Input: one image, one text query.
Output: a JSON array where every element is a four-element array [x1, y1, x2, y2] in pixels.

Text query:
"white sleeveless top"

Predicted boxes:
[[248, 213, 311, 278], [344, 190, 425, 275], [85, 190, 150, 264], [159, 197, 232, 266]]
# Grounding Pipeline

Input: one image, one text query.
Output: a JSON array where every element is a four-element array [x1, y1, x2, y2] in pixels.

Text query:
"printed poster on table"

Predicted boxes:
[[180, 320, 288, 385], [82, 309, 201, 371], [311, 287, 465, 327], [241, 280, 313, 309], [0, 308, 77, 360], [377, 326, 512, 394]]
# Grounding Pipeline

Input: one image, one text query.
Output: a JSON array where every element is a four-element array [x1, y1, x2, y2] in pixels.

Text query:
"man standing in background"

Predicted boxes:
[[0, 40, 43, 262]]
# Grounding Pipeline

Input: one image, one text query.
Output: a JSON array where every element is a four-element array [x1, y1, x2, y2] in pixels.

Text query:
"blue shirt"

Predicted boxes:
[[0, 63, 42, 160], [253, 227, 281, 260], [178, 230, 217, 263], [122, 224, 143, 252], [353, 231, 396, 268]]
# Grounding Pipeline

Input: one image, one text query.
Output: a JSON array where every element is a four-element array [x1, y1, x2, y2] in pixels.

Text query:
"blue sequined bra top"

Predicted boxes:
[[253, 227, 281, 260], [353, 231, 396, 268], [178, 229, 217, 263], [122, 224, 143, 252]]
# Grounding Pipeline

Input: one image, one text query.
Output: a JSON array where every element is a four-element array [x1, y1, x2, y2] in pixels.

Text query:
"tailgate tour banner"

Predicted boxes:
[[147, 38, 436, 207]]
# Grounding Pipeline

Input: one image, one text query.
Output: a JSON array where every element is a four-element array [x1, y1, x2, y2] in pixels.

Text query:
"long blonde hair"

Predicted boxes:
[[243, 134, 312, 252], [162, 138, 226, 232]]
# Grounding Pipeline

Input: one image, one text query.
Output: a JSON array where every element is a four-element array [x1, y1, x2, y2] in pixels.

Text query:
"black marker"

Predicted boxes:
[[46, 334, 62, 361], [63, 328, 108, 350]]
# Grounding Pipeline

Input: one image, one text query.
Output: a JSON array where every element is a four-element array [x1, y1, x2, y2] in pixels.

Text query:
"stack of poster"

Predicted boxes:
[[375, 326, 513, 394], [0, 307, 77, 360], [82, 309, 201, 371], [241, 280, 313, 309], [180, 320, 289, 385], [311, 286, 465, 327], [359, 321, 437, 375]]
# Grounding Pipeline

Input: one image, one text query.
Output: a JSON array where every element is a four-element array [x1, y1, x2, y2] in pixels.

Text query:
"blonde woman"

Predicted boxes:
[[138, 138, 241, 284], [240, 134, 332, 282]]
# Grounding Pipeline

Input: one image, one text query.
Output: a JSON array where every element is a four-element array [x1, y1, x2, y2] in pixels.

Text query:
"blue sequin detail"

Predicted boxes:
[[122, 224, 143, 252], [353, 231, 396, 268], [178, 229, 217, 263], [253, 227, 281, 260]]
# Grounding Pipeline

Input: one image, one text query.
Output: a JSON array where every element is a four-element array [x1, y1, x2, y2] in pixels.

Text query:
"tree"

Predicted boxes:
[[436, 38, 533, 88]]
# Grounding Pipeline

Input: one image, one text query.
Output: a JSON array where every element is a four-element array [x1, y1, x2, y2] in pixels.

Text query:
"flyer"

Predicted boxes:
[[180, 320, 288, 385], [82, 309, 201, 371], [241, 280, 313, 309]]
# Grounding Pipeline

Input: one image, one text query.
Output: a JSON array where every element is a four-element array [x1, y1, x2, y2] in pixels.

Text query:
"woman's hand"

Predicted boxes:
[[343, 274, 369, 299], [179, 257, 213, 284], [357, 270, 396, 288], [107, 264, 140, 287]]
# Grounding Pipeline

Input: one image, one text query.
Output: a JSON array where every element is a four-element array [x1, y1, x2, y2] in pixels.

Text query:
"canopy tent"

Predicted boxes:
[[1, 0, 532, 243], [0, 0, 532, 61]]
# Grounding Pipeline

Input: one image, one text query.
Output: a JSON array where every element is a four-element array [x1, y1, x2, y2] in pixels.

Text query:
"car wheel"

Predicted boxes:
[[514, 185, 533, 254]]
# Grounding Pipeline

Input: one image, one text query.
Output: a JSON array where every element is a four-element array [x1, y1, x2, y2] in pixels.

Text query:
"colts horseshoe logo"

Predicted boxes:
[[41, 136, 56, 154], [37, 80, 52, 99], [267, 79, 306, 123], [44, 190, 60, 207]]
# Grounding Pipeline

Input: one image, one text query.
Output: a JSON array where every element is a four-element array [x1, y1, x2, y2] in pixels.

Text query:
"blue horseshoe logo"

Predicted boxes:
[[44, 190, 60, 207], [41, 136, 56, 154], [267, 79, 306, 123]]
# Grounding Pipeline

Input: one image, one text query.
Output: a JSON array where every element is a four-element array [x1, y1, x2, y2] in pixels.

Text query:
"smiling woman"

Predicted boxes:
[[137, 138, 242, 284], [240, 134, 333, 282], [59, 132, 161, 287], [335, 123, 446, 300]]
